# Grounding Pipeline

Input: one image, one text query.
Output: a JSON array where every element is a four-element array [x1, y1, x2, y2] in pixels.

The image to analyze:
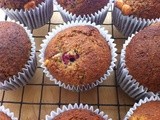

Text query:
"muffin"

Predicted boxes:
[[124, 96, 160, 120], [44, 26, 111, 86], [39, 21, 117, 91], [53, 109, 104, 120], [0, 0, 44, 10], [0, 106, 17, 120], [129, 101, 160, 120], [117, 22, 160, 100], [0, 21, 36, 90], [112, 0, 160, 37], [1, 0, 53, 29], [0, 112, 11, 120], [45, 103, 111, 120], [55, 0, 112, 24]]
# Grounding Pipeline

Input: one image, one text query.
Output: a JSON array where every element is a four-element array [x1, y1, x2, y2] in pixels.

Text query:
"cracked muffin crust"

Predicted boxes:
[[53, 109, 104, 120], [129, 101, 160, 120], [0, 0, 44, 10], [44, 25, 111, 86], [126, 22, 160, 93], [115, 0, 160, 19], [0, 22, 31, 82], [57, 0, 109, 16]]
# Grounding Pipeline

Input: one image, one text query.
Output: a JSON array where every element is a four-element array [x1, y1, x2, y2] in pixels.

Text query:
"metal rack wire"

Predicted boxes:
[[0, 3, 135, 120]]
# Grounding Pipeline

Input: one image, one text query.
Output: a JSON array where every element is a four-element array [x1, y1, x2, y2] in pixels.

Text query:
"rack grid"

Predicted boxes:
[[0, 3, 135, 120]]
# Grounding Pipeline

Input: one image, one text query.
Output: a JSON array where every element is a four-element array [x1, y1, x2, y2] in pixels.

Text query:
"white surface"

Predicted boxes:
[[0, 9, 5, 21]]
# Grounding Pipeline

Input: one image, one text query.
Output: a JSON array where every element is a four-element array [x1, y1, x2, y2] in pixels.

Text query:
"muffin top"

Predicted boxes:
[[129, 101, 160, 120], [115, 0, 160, 19], [125, 22, 160, 92], [44, 25, 111, 86], [57, 0, 109, 16], [0, 0, 44, 10], [0, 22, 31, 82], [53, 109, 104, 120], [0, 112, 11, 120]]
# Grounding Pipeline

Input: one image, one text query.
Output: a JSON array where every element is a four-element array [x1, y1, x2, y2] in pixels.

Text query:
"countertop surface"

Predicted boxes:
[[0, 5, 135, 120]]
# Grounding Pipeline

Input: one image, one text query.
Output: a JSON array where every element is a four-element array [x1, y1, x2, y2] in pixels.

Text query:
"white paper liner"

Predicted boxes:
[[39, 20, 117, 92], [55, 0, 112, 25], [124, 95, 160, 120], [0, 105, 18, 120], [0, 20, 37, 90], [45, 103, 112, 120], [112, 6, 160, 37], [117, 33, 159, 100], [2, 0, 53, 29]]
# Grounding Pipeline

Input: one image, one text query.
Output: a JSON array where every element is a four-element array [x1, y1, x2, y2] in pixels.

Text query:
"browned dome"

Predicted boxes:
[[115, 0, 160, 19], [126, 22, 160, 92], [57, 0, 109, 16], [0, 0, 44, 10], [53, 109, 104, 120], [0, 22, 31, 82], [44, 25, 111, 86]]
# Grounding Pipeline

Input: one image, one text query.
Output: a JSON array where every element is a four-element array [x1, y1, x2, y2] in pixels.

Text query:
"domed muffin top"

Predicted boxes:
[[0, 22, 31, 82], [53, 109, 104, 120], [129, 101, 160, 120], [44, 25, 111, 86], [115, 0, 160, 19], [126, 22, 160, 92], [0, 0, 44, 10], [57, 0, 109, 16]]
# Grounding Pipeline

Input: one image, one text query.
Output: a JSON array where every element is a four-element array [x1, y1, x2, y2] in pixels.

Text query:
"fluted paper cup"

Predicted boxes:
[[2, 0, 53, 29], [46, 103, 112, 120], [0, 20, 37, 90], [39, 20, 117, 92], [112, 5, 160, 37], [0, 105, 18, 120], [55, 0, 112, 24], [117, 33, 159, 100], [124, 95, 160, 120]]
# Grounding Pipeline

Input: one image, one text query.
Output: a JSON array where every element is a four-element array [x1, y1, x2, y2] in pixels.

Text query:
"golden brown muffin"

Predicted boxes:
[[125, 22, 160, 92], [0, 0, 44, 10], [57, 0, 109, 16], [129, 101, 160, 120], [115, 0, 160, 19], [53, 109, 104, 120], [0, 22, 31, 82], [0, 112, 11, 120], [44, 25, 111, 86]]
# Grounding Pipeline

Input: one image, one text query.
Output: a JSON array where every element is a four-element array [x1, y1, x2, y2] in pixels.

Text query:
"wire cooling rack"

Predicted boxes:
[[0, 3, 135, 120]]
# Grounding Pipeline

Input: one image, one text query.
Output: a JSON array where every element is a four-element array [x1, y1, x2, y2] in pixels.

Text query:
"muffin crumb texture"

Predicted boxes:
[[0, 112, 11, 120], [0, 0, 44, 10], [44, 25, 111, 86], [53, 109, 104, 120], [126, 22, 160, 92], [0, 22, 31, 82], [129, 101, 160, 120], [115, 0, 160, 19], [57, 0, 109, 16]]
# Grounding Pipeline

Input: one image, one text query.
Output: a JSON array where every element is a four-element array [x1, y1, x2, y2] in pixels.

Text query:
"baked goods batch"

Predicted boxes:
[[0, 0, 159, 119]]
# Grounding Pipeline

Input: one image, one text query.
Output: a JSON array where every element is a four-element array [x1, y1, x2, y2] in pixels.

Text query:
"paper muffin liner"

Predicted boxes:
[[45, 103, 112, 120], [124, 95, 160, 120], [0, 105, 18, 120], [112, 6, 160, 37], [2, 0, 53, 29], [0, 20, 37, 90], [117, 33, 159, 100], [39, 20, 117, 92], [54, 0, 112, 24]]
